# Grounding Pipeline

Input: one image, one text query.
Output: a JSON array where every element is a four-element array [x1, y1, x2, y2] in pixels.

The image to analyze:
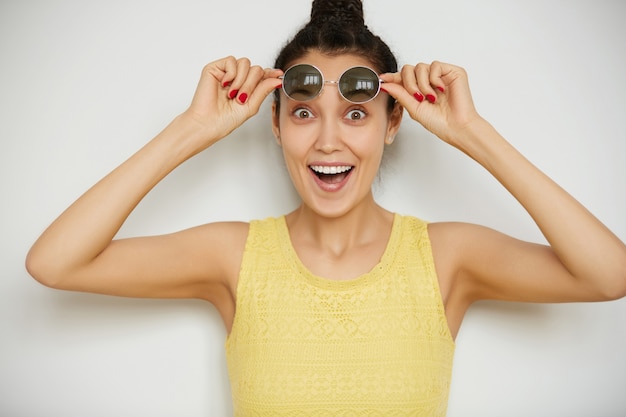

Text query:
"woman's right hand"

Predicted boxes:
[[180, 56, 283, 152]]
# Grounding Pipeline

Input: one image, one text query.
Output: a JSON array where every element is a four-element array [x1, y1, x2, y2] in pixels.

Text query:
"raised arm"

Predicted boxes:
[[380, 62, 626, 313], [26, 57, 283, 311]]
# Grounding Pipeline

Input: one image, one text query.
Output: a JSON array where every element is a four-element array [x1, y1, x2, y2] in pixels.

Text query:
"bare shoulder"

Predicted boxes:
[[193, 220, 250, 246], [427, 220, 530, 299], [427, 220, 519, 270], [427, 221, 502, 251], [183, 220, 250, 295], [426, 221, 530, 337], [426, 221, 481, 268]]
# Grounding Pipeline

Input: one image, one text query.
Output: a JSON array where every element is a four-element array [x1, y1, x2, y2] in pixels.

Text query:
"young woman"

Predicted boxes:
[[26, 0, 626, 415]]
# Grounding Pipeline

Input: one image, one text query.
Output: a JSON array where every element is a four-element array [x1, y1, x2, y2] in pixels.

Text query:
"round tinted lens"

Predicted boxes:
[[338, 67, 380, 104], [282, 64, 323, 101]]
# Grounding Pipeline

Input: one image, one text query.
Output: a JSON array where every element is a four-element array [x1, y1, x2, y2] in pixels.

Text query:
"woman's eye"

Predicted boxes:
[[294, 108, 312, 119], [346, 109, 366, 120]]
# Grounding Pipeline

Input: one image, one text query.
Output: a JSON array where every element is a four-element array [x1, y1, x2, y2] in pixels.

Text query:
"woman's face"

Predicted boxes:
[[273, 50, 402, 218]]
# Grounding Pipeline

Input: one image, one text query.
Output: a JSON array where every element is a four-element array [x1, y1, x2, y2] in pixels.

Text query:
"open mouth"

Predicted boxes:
[[309, 165, 354, 184]]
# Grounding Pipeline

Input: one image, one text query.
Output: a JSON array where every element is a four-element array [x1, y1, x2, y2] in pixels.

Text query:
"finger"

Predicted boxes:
[[234, 65, 266, 104], [379, 71, 403, 84], [190, 57, 236, 110], [428, 61, 447, 94], [245, 74, 284, 113], [379, 77, 421, 115], [379, 71, 422, 106], [401, 64, 425, 103], [233, 67, 283, 106], [380, 68, 424, 102], [265, 68, 284, 84], [216, 56, 238, 88], [225, 57, 251, 100], [416, 62, 438, 103]]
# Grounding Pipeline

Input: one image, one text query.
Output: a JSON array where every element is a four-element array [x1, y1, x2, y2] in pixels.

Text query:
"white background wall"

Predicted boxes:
[[1, 0, 625, 416]]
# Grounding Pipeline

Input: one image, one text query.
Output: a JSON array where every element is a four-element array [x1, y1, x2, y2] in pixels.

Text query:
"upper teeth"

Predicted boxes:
[[310, 165, 352, 175]]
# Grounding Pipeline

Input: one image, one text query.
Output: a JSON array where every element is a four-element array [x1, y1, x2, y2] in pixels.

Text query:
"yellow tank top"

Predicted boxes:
[[225, 214, 455, 416]]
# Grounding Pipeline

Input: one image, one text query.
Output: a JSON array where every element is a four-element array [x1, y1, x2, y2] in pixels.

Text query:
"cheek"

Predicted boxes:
[[279, 132, 311, 183], [278, 115, 317, 160], [279, 126, 309, 157], [356, 129, 387, 159]]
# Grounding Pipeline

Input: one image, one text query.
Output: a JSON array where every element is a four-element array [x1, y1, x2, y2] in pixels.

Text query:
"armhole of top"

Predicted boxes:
[[225, 220, 258, 344], [415, 217, 456, 346], [233, 219, 261, 303]]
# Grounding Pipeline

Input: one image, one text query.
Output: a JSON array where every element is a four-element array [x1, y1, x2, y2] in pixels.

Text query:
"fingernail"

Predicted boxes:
[[223, 81, 231, 88], [437, 86, 445, 93], [239, 93, 248, 104], [275, 83, 283, 89], [414, 92, 424, 102], [229, 89, 239, 99], [380, 86, 388, 94], [426, 94, 436, 103]]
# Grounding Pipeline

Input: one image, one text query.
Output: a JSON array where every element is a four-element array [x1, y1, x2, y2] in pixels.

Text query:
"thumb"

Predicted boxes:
[[245, 71, 283, 114], [380, 76, 421, 115]]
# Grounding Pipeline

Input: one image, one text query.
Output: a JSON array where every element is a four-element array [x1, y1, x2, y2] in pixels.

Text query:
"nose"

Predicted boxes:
[[315, 118, 344, 154]]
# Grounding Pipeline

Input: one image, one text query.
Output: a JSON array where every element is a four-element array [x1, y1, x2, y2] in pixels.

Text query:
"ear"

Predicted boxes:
[[385, 102, 403, 145], [271, 101, 281, 145]]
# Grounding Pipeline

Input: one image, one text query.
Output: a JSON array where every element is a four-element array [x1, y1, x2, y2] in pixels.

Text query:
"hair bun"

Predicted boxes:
[[310, 0, 365, 29]]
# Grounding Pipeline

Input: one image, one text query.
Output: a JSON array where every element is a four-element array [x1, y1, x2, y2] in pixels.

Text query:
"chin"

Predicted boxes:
[[302, 193, 373, 220]]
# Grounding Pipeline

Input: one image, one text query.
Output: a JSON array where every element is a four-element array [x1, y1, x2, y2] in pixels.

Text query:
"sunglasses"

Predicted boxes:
[[280, 64, 384, 104]]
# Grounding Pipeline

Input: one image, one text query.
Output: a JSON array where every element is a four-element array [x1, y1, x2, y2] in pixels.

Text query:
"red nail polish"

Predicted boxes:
[[229, 89, 239, 99], [414, 92, 424, 102], [426, 94, 436, 103], [437, 86, 445, 93], [239, 93, 248, 104], [223, 81, 231, 88]]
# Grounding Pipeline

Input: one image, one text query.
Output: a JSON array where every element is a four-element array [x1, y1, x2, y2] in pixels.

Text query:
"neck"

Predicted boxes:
[[285, 193, 393, 255]]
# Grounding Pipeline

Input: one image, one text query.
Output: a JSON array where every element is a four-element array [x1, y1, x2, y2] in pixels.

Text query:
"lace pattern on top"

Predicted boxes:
[[225, 214, 455, 416]]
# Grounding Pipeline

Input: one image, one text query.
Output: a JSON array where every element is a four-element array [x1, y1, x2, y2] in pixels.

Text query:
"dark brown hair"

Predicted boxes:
[[273, 0, 398, 113]]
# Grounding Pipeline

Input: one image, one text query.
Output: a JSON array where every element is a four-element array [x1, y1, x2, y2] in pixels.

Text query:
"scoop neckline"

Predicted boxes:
[[275, 213, 402, 291]]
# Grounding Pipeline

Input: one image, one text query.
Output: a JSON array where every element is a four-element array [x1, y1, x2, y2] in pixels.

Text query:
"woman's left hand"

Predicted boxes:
[[380, 61, 483, 148]]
